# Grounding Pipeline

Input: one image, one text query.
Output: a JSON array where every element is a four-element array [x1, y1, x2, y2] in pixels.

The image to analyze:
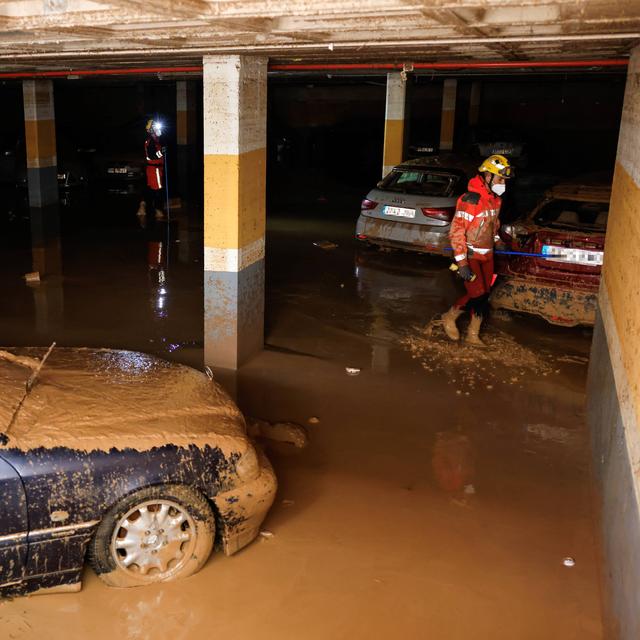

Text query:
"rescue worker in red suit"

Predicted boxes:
[[442, 154, 513, 346], [138, 119, 166, 221]]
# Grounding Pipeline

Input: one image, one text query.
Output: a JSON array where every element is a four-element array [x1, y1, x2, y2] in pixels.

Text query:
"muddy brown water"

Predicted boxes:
[[0, 197, 602, 638]]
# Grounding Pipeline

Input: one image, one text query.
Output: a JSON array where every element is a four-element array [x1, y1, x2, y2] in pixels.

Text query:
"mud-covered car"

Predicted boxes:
[[355, 154, 475, 256], [0, 347, 276, 596], [491, 182, 610, 326]]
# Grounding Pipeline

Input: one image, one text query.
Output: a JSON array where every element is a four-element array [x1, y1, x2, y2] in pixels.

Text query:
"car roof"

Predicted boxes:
[[395, 154, 476, 175], [0, 347, 247, 452], [546, 183, 611, 203]]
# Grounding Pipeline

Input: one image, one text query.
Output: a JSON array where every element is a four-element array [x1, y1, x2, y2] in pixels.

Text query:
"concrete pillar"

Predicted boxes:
[[586, 44, 640, 639], [23, 79, 61, 277], [439, 79, 457, 151], [23, 80, 57, 210], [469, 81, 482, 128], [382, 72, 406, 178], [203, 55, 267, 373], [176, 80, 197, 200]]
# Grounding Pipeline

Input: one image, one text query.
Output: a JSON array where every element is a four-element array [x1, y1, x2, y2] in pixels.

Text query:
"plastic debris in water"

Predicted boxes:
[[308, 417, 320, 425], [345, 367, 361, 376], [24, 271, 40, 284], [563, 557, 576, 567], [464, 484, 476, 495], [260, 530, 274, 539], [313, 240, 338, 250], [282, 499, 295, 507]]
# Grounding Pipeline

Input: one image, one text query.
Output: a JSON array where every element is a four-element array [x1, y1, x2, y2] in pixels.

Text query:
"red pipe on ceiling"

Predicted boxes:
[[0, 58, 628, 79], [0, 66, 202, 79]]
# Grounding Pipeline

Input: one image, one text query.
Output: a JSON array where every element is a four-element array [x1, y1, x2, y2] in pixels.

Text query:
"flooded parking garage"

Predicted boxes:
[[1, 1, 640, 638], [0, 190, 604, 638]]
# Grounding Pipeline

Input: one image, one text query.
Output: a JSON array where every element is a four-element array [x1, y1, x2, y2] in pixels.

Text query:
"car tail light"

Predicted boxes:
[[421, 207, 455, 222], [361, 199, 378, 210], [357, 234, 368, 240]]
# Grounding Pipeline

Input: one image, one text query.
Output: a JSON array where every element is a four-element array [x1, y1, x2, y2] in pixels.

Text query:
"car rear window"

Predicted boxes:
[[380, 169, 461, 196], [534, 199, 609, 231]]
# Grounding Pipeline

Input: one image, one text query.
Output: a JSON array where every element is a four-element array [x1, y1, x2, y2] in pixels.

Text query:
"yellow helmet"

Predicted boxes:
[[145, 119, 154, 132], [478, 154, 513, 179]]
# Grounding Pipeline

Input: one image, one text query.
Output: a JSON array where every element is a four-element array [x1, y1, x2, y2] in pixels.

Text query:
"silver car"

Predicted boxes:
[[355, 155, 475, 256]]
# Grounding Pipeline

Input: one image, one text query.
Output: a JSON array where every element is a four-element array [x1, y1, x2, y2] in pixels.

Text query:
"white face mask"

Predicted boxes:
[[491, 182, 506, 196]]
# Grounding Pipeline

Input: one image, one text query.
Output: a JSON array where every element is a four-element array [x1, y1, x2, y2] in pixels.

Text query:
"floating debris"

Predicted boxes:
[[313, 240, 338, 250]]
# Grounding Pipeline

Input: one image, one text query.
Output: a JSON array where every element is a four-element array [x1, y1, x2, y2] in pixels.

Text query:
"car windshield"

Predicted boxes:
[[380, 169, 460, 196], [534, 199, 609, 231]]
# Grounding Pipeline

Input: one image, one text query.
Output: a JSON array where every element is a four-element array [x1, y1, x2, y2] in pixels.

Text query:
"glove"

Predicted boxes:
[[458, 265, 474, 282]]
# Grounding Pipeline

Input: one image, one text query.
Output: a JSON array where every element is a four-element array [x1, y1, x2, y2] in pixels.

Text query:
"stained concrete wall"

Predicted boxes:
[[587, 45, 640, 639]]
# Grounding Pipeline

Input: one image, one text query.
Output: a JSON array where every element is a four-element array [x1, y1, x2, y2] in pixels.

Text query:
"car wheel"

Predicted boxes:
[[88, 484, 215, 588]]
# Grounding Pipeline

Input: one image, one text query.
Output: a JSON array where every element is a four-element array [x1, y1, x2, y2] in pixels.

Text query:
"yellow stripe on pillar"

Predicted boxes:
[[176, 110, 188, 146], [440, 79, 457, 151], [382, 72, 407, 177], [382, 119, 404, 175], [203, 147, 266, 252], [603, 161, 640, 430], [25, 119, 57, 169]]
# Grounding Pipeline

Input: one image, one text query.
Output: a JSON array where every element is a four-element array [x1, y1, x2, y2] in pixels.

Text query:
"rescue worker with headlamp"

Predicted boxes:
[[441, 154, 513, 346], [138, 119, 166, 221]]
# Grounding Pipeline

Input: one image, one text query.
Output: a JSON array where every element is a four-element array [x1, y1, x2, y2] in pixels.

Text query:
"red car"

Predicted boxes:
[[491, 181, 610, 327]]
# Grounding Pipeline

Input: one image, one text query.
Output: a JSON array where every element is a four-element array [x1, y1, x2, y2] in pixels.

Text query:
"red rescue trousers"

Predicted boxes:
[[454, 257, 494, 312]]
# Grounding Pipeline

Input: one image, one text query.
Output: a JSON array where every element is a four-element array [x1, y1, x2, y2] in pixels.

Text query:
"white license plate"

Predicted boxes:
[[542, 245, 603, 266], [384, 205, 415, 219]]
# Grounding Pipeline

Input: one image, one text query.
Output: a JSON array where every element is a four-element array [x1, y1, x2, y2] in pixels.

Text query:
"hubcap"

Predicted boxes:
[[111, 499, 197, 580]]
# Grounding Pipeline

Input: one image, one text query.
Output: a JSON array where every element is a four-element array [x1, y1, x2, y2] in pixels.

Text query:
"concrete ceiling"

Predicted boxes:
[[0, 0, 639, 71]]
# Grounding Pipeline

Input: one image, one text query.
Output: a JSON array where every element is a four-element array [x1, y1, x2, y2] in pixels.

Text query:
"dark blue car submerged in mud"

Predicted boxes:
[[0, 347, 276, 596]]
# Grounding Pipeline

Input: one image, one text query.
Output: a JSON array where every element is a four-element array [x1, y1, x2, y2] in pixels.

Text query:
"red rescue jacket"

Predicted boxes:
[[145, 134, 164, 190], [449, 174, 502, 267]]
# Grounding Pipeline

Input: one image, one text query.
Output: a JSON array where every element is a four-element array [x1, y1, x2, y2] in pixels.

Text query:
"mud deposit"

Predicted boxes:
[[404, 318, 559, 392]]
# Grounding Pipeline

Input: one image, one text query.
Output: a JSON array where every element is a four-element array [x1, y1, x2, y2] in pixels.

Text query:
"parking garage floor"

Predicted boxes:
[[0, 195, 603, 639]]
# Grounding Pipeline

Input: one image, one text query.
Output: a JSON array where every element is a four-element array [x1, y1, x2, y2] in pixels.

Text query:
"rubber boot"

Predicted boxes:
[[465, 314, 486, 347], [136, 200, 146, 216], [442, 307, 464, 341]]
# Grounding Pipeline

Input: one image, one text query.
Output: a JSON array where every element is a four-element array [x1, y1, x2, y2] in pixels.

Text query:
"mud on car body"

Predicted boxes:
[[355, 154, 476, 256], [492, 182, 610, 326], [0, 347, 276, 596]]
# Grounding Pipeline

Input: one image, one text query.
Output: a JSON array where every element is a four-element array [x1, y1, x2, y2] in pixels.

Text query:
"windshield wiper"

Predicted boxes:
[[5, 342, 56, 437]]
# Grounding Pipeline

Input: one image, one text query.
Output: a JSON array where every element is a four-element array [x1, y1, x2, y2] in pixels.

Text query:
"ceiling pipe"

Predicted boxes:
[[0, 66, 202, 79], [0, 59, 628, 80]]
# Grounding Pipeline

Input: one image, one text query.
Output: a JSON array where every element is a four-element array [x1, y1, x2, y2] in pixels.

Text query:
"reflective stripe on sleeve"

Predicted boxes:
[[455, 254, 467, 262], [455, 211, 474, 222]]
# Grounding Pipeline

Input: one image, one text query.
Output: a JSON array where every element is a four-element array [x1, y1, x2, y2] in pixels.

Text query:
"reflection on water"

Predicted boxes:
[[114, 590, 200, 640], [432, 430, 475, 494], [0, 191, 201, 366]]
